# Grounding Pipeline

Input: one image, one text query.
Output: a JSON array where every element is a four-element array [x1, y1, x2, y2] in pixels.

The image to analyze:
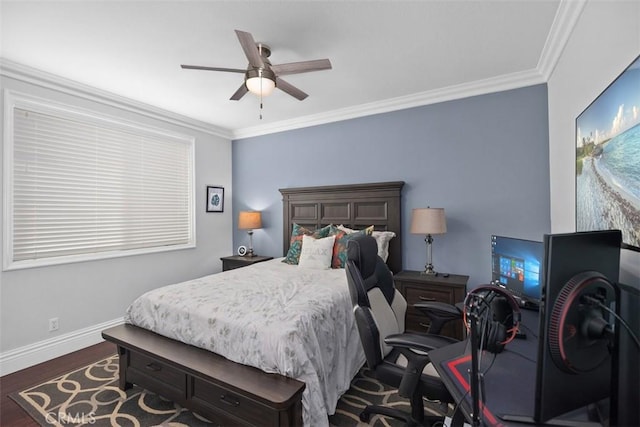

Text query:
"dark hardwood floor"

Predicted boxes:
[[0, 341, 116, 426]]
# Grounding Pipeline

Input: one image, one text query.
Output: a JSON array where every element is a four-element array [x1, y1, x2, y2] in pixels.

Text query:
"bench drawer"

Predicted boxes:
[[127, 351, 186, 402], [191, 377, 274, 426]]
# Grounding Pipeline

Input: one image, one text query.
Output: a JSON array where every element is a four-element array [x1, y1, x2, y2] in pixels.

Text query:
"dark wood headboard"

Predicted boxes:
[[279, 181, 405, 273]]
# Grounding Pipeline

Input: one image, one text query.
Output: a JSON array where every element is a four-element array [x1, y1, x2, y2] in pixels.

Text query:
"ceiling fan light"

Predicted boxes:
[[246, 77, 275, 96], [245, 68, 276, 97]]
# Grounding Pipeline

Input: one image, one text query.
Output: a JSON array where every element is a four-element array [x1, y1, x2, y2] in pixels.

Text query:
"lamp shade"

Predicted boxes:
[[238, 211, 262, 230], [410, 208, 447, 235]]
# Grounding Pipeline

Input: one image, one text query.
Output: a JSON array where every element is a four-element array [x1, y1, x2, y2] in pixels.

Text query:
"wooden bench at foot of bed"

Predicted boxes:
[[102, 324, 305, 427]]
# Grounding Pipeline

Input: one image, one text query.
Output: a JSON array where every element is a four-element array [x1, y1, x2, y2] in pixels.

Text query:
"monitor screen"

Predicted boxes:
[[491, 235, 544, 304]]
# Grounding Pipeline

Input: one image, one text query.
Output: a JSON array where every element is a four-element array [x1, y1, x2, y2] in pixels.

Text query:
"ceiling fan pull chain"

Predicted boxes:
[[259, 69, 264, 120]]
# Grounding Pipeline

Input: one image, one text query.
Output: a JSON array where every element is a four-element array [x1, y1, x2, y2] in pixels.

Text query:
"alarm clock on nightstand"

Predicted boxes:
[[237, 245, 247, 256]]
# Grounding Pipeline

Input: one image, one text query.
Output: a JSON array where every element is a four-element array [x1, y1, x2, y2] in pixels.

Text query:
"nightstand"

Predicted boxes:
[[393, 270, 469, 340], [220, 255, 273, 271]]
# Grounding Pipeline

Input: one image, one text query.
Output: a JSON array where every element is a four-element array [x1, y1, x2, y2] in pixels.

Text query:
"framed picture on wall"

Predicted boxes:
[[575, 54, 640, 252], [206, 186, 224, 213]]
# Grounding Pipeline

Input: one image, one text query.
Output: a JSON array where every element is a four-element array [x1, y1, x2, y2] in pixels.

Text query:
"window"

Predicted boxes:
[[3, 92, 195, 270]]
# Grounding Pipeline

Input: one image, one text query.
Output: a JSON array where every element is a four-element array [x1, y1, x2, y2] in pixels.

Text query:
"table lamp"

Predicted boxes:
[[238, 211, 262, 257], [410, 207, 447, 275]]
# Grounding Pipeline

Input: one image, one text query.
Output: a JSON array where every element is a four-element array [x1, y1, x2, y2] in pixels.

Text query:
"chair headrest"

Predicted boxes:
[[346, 234, 396, 306], [347, 234, 379, 278]]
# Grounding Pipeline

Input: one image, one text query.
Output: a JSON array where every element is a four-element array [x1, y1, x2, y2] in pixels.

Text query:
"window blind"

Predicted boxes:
[[6, 102, 194, 269]]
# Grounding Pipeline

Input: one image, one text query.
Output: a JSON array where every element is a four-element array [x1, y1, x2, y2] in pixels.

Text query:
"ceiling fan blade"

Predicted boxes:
[[271, 59, 332, 76], [230, 83, 248, 101], [181, 65, 246, 73], [276, 77, 308, 101], [235, 30, 264, 69]]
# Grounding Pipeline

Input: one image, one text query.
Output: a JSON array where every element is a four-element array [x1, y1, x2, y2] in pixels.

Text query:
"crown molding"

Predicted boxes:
[[0, 58, 233, 140], [232, 68, 545, 140], [233, 0, 582, 140], [537, 0, 587, 80], [2, 0, 582, 141]]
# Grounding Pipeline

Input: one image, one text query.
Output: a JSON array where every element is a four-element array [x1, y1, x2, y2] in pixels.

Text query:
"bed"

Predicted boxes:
[[102, 181, 404, 426]]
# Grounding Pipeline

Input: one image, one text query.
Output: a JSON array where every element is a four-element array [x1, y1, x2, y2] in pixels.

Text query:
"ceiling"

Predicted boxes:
[[0, 1, 581, 139]]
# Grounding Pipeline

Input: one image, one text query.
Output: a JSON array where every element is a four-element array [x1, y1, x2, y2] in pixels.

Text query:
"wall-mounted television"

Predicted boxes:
[[575, 54, 640, 252]]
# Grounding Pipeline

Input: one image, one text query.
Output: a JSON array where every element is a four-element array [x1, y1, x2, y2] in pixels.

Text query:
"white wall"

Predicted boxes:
[[548, 0, 640, 285], [0, 69, 233, 373]]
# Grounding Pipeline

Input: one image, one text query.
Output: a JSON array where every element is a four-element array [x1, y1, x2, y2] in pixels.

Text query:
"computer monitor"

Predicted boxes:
[[490, 235, 544, 307], [534, 230, 621, 423], [611, 282, 640, 426]]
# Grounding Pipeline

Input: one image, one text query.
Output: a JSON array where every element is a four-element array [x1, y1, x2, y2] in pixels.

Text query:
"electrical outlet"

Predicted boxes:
[[48, 317, 59, 332]]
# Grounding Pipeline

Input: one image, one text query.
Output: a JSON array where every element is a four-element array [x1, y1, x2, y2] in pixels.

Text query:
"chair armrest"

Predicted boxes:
[[414, 301, 461, 318], [384, 332, 457, 353], [414, 301, 463, 335], [384, 332, 457, 399]]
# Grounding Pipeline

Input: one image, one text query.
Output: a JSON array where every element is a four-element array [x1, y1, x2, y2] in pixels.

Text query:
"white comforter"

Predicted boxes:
[[125, 258, 365, 427]]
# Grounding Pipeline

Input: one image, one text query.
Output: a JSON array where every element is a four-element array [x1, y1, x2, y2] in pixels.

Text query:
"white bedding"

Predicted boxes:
[[125, 258, 365, 427]]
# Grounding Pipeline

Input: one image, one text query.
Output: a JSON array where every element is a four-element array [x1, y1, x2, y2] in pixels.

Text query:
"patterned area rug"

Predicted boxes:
[[11, 354, 449, 426]]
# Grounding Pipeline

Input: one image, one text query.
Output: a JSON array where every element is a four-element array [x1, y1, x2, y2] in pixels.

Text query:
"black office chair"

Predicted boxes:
[[346, 235, 458, 426]]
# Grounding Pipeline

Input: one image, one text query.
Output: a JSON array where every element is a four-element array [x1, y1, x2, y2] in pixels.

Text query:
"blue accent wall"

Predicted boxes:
[[232, 84, 551, 287]]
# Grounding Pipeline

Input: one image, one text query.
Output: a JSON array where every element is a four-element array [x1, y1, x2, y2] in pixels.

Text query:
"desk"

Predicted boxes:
[[429, 310, 603, 426]]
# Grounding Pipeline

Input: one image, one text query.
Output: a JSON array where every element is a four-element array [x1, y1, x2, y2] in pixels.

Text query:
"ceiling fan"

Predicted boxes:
[[181, 30, 332, 102]]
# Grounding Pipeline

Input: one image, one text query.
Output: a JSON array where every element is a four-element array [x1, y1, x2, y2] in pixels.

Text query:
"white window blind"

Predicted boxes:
[[5, 96, 195, 270]]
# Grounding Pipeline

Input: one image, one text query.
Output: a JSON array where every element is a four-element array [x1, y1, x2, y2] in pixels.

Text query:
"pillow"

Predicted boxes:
[[337, 225, 395, 261], [282, 223, 333, 265], [372, 231, 396, 262], [337, 224, 374, 235], [298, 235, 336, 269], [330, 228, 372, 269]]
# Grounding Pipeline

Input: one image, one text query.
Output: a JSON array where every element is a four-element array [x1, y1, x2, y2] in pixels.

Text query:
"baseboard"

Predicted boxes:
[[0, 317, 124, 376]]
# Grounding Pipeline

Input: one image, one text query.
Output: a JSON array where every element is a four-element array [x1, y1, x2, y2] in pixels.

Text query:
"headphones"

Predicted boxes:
[[463, 285, 522, 353]]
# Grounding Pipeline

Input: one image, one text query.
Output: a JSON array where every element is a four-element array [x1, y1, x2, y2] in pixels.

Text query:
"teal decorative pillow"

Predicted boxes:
[[330, 227, 373, 269], [282, 223, 333, 265]]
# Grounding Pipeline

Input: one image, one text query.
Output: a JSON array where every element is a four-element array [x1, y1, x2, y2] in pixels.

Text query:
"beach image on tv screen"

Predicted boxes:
[[576, 55, 640, 250]]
